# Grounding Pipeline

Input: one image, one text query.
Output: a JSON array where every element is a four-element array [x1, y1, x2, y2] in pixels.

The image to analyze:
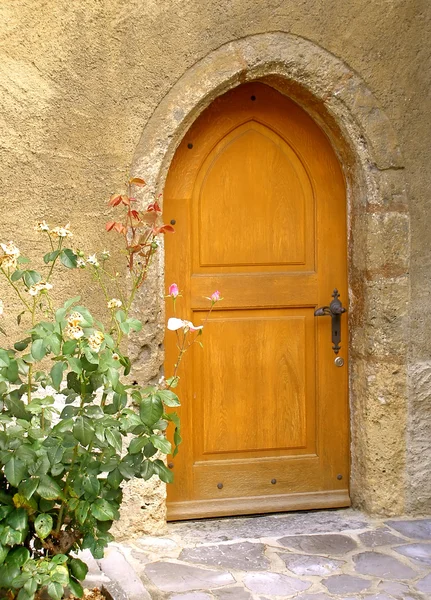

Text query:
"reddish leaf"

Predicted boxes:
[[129, 210, 140, 220], [147, 201, 161, 213], [129, 177, 146, 187], [140, 212, 158, 225], [154, 224, 175, 234], [108, 195, 122, 207], [106, 221, 126, 234], [114, 222, 127, 234], [109, 194, 131, 207]]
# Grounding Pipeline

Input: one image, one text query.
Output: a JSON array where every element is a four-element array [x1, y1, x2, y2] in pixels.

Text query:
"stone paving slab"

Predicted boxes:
[[277, 552, 345, 575], [353, 550, 418, 579], [394, 542, 431, 565], [277, 533, 358, 555], [145, 561, 235, 592], [102, 510, 431, 599], [179, 542, 269, 571], [385, 519, 431, 540]]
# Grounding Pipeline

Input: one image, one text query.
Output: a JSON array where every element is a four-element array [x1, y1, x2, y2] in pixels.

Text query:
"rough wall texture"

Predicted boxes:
[[0, 1, 429, 534]]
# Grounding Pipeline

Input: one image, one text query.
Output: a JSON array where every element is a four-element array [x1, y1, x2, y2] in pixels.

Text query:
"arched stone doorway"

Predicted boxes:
[[125, 32, 409, 534]]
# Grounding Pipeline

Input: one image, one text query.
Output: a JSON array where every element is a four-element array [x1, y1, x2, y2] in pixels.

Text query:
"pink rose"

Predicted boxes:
[[211, 290, 221, 302], [169, 283, 179, 298]]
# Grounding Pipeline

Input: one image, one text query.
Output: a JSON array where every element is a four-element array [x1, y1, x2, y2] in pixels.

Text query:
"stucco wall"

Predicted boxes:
[[0, 0, 430, 533]]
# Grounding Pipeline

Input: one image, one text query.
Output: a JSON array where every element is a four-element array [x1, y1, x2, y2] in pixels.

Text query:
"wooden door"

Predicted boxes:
[[164, 82, 349, 520]]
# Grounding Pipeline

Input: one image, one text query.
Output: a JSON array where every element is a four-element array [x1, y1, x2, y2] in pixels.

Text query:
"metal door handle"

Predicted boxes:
[[314, 289, 346, 354]]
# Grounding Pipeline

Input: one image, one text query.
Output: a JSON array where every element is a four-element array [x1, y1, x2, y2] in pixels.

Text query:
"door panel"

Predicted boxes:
[[164, 82, 349, 520], [197, 121, 311, 268], [196, 309, 312, 455]]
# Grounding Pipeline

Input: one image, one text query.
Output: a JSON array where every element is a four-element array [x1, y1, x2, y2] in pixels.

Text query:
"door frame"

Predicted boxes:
[[131, 32, 409, 518]]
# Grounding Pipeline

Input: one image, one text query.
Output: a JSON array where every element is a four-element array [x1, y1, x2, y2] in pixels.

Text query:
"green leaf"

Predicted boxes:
[[166, 376, 179, 388], [45, 334, 61, 355], [5, 547, 30, 567], [67, 356, 82, 374], [62, 340, 77, 355], [0, 564, 20, 589], [18, 477, 39, 500], [72, 306, 93, 326], [0, 348, 10, 367], [106, 367, 119, 389], [23, 270, 41, 288], [140, 395, 163, 426], [44, 250, 61, 264], [84, 347, 99, 365], [90, 498, 118, 521], [68, 577, 84, 598], [39, 499, 55, 513], [69, 557, 88, 581], [14, 338, 31, 352], [7, 508, 28, 531], [5, 456, 26, 487], [128, 437, 148, 454], [66, 371, 81, 393], [0, 544, 8, 565], [115, 310, 126, 323], [23, 578, 38, 595], [144, 442, 157, 458], [150, 434, 172, 455], [153, 459, 174, 483], [60, 248, 78, 269], [17, 587, 34, 600], [37, 474, 63, 500], [118, 460, 135, 480], [105, 428, 122, 453], [51, 464, 64, 476], [10, 270, 24, 282], [5, 391, 29, 420], [63, 295, 81, 310], [0, 526, 23, 546], [51, 554, 68, 565], [31, 338, 47, 361], [50, 361, 66, 390], [0, 505, 13, 520], [141, 460, 154, 480], [82, 475, 100, 497], [34, 513, 53, 539], [113, 392, 127, 412], [47, 581, 63, 600], [52, 565, 69, 586], [119, 321, 131, 334], [6, 358, 20, 383], [127, 318, 142, 332], [121, 355, 131, 376], [157, 389, 180, 407], [107, 468, 123, 489], [75, 500, 90, 525], [73, 417, 95, 447]]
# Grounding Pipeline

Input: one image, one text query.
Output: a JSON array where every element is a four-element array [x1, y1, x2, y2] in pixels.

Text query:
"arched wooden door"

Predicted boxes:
[[164, 82, 349, 520]]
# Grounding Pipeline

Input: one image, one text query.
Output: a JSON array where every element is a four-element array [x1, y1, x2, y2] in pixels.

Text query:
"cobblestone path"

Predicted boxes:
[[98, 510, 431, 599]]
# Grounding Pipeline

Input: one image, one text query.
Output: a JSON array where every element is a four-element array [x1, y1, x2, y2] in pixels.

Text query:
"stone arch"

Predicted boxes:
[[131, 32, 409, 517]]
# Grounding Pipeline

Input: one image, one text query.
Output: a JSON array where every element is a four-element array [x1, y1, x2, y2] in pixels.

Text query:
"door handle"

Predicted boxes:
[[314, 289, 346, 355]]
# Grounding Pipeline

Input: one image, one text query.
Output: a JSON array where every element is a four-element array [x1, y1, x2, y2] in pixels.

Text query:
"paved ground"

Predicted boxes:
[[96, 509, 431, 599]]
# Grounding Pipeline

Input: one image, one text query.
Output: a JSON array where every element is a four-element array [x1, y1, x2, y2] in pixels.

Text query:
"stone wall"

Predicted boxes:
[[0, 1, 430, 535]]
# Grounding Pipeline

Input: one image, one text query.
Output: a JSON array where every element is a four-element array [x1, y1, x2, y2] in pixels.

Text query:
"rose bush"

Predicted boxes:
[[0, 177, 219, 599]]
